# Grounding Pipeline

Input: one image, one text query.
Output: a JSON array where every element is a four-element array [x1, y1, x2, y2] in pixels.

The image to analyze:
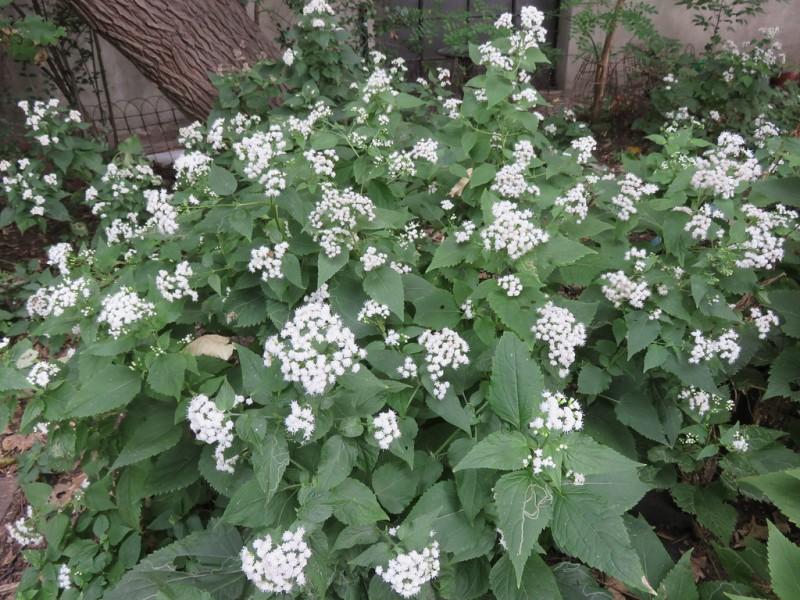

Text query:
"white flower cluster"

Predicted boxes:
[[533, 302, 587, 377], [187, 394, 237, 473], [358, 299, 391, 323], [478, 41, 513, 70], [410, 138, 439, 163], [388, 151, 417, 179], [174, 151, 212, 184], [750, 307, 779, 339], [480, 200, 549, 260], [309, 185, 376, 257], [26, 277, 91, 319], [523, 448, 556, 474], [304, 148, 338, 178], [679, 386, 732, 417], [418, 328, 469, 399], [47, 243, 72, 275], [454, 220, 476, 243], [391, 261, 412, 274], [27, 361, 60, 388], [144, 189, 179, 235], [491, 141, 538, 199], [57, 564, 72, 590], [263, 286, 366, 395], [287, 101, 332, 138], [376, 541, 440, 598], [554, 183, 590, 222], [285, 401, 315, 441], [361, 246, 388, 271], [624, 247, 648, 272], [731, 430, 749, 452], [601, 271, 651, 309], [373, 409, 401, 449], [156, 261, 198, 302], [530, 391, 584, 433], [98, 287, 156, 338], [735, 203, 797, 270], [397, 356, 418, 379], [6, 505, 43, 547], [684, 204, 726, 240], [241, 528, 311, 594], [691, 132, 762, 199], [233, 126, 287, 196], [753, 114, 780, 148], [461, 298, 474, 319], [611, 173, 659, 221], [283, 48, 295, 66], [1, 158, 59, 217], [105, 213, 148, 244], [689, 329, 741, 364], [569, 136, 596, 164], [248, 242, 289, 281], [497, 274, 523, 297]]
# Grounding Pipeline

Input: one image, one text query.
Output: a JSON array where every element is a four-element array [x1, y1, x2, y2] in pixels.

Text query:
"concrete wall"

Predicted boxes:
[[556, 2, 800, 94]]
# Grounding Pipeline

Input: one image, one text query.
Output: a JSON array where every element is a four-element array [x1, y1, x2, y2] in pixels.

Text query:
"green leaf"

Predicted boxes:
[[65, 365, 141, 418], [577, 363, 611, 395], [318, 250, 349, 286], [316, 435, 357, 490], [769, 290, 800, 338], [454, 431, 530, 471], [237, 344, 283, 394], [625, 311, 661, 358], [364, 267, 404, 318], [0, 366, 31, 391], [671, 482, 737, 542], [470, 164, 496, 188], [331, 479, 389, 525], [147, 353, 189, 399], [490, 332, 543, 428], [494, 471, 554, 585], [741, 470, 800, 526], [490, 554, 562, 600], [768, 521, 800, 600], [105, 524, 244, 600], [222, 479, 272, 527], [112, 406, 183, 469], [143, 439, 201, 497], [208, 165, 237, 196], [658, 551, 698, 600], [427, 237, 468, 272], [372, 463, 418, 514], [253, 432, 289, 501], [552, 485, 646, 590], [625, 514, 674, 589]]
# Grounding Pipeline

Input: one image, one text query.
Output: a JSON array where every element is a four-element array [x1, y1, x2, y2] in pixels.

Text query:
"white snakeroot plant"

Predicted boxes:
[[601, 271, 651, 309], [376, 541, 441, 598], [418, 329, 469, 399], [57, 564, 72, 590], [6, 506, 43, 547], [750, 307, 779, 339], [480, 200, 549, 260], [691, 132, 762, 199], [240, 528, 312, 594], [156, 261, 198, 302], [688, 329, 741, 365], [361, 246, 387, 271], [373, 409, 401, 449], [309, 185, 376, 257], [530, 391, 584, 433], [27, 361, 60, 388], [497, 274, 523, 297], [533, 302, 587, 377], [358, 300, 391, 323], [263, 286, 366, 395], [187, 394, 237, 473], [98, 288, 156, 338], [248, 242, 290, 281], [554, 183, 590, 222], [285, 400, 315, 441]]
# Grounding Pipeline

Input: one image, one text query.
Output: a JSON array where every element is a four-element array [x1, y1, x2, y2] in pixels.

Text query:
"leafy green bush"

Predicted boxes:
[[3, 2, 800, 599]]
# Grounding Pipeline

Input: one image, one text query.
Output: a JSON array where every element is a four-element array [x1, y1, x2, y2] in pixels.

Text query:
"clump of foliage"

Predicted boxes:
[[641, 27, 800, 137], [2, 2, 800, 599]]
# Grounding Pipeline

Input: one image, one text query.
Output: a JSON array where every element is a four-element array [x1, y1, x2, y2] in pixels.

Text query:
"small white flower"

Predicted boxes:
[[376, 541, 440, 598], [241, 528, 311, 593], [285, 401, 315, 441], [373, 410, 401, 449]]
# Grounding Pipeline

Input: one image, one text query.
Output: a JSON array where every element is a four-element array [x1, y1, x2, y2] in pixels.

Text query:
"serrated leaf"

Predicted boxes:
[[143, 439, 201, 497], [552, 485, 646, 590], [317, 435, 357, 491], [769, 290, 800, 338], [147, 353, 190, 398], [208, 164, 237, 196], [454, 431, 530, 471], [253, 432, 289, 501], [494, 471, 554, 585], [741, 470, 800, 526], [112, 406, 182, 469], [768, 522, 800, 600], [625, 311, 661, 358], [658, 551, 698, 599], [427, 237, 468, 272], [577, 363, 611, 395], [372, 463, 418, 514], [332, 479, 389, 525], [64, 365, 141, 418], [364, 267, 404, 318], [490, 332, 542, 428], [490, 554, 562, 600]]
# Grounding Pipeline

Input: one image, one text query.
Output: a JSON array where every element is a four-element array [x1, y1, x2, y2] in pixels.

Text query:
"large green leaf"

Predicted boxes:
[[65, 365, 141, 418], [490, 554, 562, 600], [454, 431, 531, 471], [364, 267, 404, 318], [768, 522, 800, 600], [494, 471, 554, 585], [741, 470, 800, 526], [552, 485, 646, 590], [112, 406, 183, 469], [331, 479, 389, 525], [253, 432, 289, 501], [657, 551, 698, 599], [105, 524, 244, 600], [489, 332, 542, 429]]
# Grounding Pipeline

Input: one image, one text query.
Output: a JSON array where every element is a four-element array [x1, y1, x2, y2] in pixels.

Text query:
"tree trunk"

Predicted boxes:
[[64, 0, 277, 119], [590, 0, 626, 123]]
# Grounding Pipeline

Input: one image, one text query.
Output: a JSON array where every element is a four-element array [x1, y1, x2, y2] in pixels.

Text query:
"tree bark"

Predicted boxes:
[[590, 0, 626, 123], [64, 0, 277, 119]]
